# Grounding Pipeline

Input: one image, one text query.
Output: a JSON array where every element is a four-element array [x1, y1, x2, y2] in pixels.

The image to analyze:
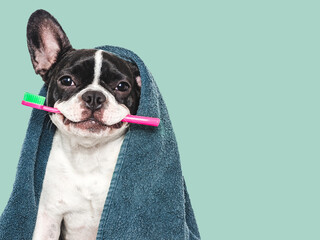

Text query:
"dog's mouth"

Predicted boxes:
[[62, 115, 124, 132]]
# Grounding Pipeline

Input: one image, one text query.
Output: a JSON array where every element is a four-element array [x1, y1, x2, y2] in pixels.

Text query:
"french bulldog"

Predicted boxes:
[[27, 10, 141, 240]]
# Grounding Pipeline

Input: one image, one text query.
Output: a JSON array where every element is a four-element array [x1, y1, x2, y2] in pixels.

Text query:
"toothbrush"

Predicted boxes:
[[21, 92, 160, 127]]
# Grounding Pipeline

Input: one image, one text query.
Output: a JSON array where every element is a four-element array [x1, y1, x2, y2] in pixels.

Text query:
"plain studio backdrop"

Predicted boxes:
[[0, 1, 319, 239]]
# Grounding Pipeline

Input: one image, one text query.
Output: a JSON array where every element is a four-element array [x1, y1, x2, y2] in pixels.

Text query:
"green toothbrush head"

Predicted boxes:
[[23, 92, 46, 105]]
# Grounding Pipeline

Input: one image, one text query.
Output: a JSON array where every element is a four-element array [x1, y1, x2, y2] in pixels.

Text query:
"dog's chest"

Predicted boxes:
[[40, 130, 124, 238]]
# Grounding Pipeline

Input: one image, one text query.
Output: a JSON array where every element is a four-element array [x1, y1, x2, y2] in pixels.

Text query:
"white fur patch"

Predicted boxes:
[[33, 131, 125, 240], [92, 50, 103, 86], [136, 76, 142, 88]]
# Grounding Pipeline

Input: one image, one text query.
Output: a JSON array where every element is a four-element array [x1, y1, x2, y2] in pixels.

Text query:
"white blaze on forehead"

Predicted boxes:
[[92, 50, 103, 85]]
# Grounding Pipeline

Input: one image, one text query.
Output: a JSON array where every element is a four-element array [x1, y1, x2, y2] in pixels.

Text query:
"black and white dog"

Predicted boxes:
[[27, 10, 141, 240]]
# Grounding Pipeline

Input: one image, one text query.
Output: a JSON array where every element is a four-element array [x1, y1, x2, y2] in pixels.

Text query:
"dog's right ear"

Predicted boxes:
[[27, 10, 72, 83]]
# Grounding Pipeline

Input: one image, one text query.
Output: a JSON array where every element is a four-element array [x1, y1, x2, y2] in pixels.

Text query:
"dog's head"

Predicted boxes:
[[27, 10, 141, 143]]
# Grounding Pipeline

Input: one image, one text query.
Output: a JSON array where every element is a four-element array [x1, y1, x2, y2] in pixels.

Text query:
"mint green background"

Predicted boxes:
[[0, 1, 319, 239]]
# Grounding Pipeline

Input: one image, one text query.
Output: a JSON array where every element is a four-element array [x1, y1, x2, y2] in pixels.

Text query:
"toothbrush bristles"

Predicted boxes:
[[23, 92, 46, 105]]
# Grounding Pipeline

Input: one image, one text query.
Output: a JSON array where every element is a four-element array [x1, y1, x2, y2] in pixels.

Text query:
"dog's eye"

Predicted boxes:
[[116, 82, 130, 92], [59, 76, 75, 86]]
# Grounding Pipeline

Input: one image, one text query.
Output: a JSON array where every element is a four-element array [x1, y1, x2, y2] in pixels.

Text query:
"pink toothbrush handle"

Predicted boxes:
[[122, 115, 160, 127], [22, 100, 160, 126], [21, 100, 61, 113]]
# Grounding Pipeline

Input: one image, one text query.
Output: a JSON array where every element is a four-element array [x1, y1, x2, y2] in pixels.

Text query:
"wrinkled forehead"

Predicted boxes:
[[52, 49, 132, 86]]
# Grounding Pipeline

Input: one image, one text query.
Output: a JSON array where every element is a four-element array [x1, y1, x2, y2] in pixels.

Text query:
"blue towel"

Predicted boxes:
[[0, 45, 200, 239]]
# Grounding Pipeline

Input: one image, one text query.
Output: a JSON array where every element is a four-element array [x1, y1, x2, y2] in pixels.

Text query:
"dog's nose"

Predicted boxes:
[[82, 91, 106, 111]]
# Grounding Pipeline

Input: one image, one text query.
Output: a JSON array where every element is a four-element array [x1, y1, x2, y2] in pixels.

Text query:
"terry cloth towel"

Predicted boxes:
[[0, 45, 200, 240]]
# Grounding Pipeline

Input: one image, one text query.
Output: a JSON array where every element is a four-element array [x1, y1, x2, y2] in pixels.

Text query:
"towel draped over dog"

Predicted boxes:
[[0, 45, 200, 240]]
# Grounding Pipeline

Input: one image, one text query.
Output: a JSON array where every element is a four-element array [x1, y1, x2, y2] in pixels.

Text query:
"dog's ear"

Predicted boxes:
[[27, 10, 72, 82]]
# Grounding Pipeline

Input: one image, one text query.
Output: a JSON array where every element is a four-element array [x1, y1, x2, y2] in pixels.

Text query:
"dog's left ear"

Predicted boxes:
[[27, 9, 72, 82]]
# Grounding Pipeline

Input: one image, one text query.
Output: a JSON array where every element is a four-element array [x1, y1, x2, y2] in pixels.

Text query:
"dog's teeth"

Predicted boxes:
[[63, 117, 71, 125]]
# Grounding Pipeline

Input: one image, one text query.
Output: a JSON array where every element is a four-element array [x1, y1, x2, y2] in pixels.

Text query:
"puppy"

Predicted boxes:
[[27, 10, 141, 240]]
